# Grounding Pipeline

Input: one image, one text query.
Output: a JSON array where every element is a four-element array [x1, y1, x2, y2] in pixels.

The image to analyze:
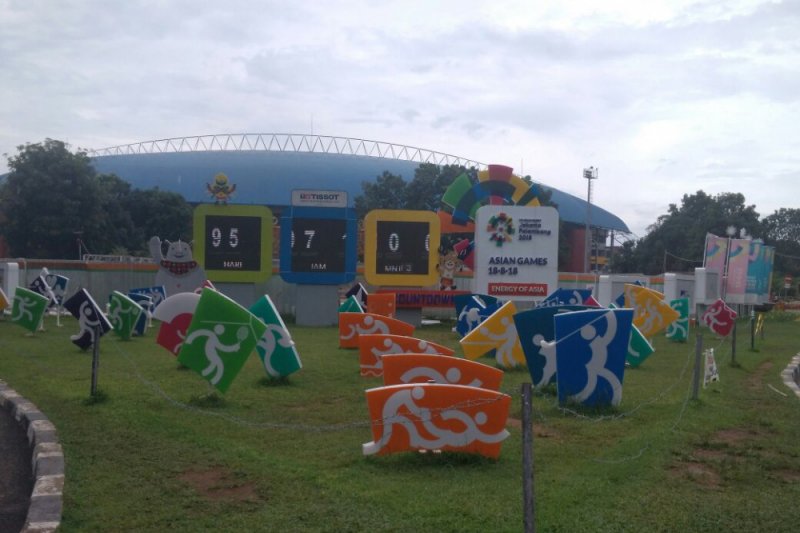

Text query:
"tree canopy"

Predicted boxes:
[[0, 139, 192, 258], [611, 191, 762, 274]]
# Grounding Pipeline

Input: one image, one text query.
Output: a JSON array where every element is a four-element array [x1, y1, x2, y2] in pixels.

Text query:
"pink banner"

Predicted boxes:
[[725, 238, 750, 300], [703, 234, 728, 273]]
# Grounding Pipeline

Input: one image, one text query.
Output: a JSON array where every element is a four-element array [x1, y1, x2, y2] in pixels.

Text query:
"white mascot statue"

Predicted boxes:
[[149, 236, 208, 296]]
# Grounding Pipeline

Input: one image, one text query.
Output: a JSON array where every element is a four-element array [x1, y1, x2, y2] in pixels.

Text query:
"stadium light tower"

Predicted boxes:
[[583, 167, 598, 273]]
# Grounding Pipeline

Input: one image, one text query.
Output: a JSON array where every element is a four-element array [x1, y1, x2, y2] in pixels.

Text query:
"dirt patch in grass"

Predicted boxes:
[[690, 448, 731, 462], [709, 427, 763, 446], [774, 469, 800, 483], [669, 461, 723, 489], [746, 360, 773, 390], [179, 467, 261, 503]]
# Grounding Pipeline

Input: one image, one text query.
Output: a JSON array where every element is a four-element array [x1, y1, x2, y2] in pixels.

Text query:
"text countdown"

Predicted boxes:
[[364, 209, 440, 287], [193, 204, 273, 282], [279, 207, 357, 285]]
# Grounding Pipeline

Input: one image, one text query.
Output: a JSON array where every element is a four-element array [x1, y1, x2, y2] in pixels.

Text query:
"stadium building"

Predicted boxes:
[[86, 134, 630, 271]]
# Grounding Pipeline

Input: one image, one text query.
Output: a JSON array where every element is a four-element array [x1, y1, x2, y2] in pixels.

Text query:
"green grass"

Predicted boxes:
[[1, 313, 799, 532]]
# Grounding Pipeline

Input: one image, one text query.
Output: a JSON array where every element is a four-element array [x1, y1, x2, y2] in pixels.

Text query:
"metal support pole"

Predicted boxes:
[[90, 326, 101, 396], [750, 310, 755, 351], [731, 320, 737, 365], [692, 332, 703, 400], [521, 383, 535, 533]]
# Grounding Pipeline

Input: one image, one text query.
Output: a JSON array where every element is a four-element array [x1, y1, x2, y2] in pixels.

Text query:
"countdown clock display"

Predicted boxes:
[[279, 206, 357, 285], [193, 204, 273, 282], [364, 209, 441, 287]]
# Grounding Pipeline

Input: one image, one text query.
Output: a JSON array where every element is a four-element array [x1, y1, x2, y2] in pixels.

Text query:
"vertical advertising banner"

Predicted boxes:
[[474, 205, 558, 302], [704, 233, 728, 297], [703, 233, 728, 272], [725, 238, 750, 303]]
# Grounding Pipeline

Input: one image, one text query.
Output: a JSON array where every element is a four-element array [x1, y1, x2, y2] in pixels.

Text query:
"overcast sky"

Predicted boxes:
[[2, 0, 798, 237]]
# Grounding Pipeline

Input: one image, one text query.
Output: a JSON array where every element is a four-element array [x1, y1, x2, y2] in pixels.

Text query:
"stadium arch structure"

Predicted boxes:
[[88, 134, 630, 238]]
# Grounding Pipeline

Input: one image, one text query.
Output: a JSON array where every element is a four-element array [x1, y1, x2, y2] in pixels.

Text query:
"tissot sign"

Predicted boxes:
[[291, 189, 348, 208], [474, 205, 559, 301]]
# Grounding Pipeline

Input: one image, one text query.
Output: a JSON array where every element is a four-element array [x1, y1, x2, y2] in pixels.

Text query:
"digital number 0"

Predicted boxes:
[[388, 232, 400, 252]]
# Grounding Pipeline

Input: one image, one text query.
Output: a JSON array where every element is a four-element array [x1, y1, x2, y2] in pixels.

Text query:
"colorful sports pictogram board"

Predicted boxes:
[[552, 308, 634, 407], [63, 289, 113, 350], [127, 292, 153, 336], [460, 301, 526, 368], [701, 299, 738, 337], [540, 288, 594, 307], [130, 285, 167, 308], [338, 295, 364, 313], [366, 292, 396, 318], [108, 291, 144, 341], [358, 334, 454, 377], [154, 292, 200, 355], [0, 287, 10, 312], [362, 383, 511, 458], [665, 297, 690, 342], [250, 294, 302, 379], [338, 312, 415, 349], [11, 287, 49, 333], [626, 325, 655, 368], [624, 284, 679, 337], [455, 294, 502, 338], [177, 288, 266, 393], [382, 354, 504, 391], [513, 305, 588, 388]]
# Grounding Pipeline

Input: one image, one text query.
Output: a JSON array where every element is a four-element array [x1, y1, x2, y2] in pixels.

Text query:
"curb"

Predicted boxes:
[[0, 379, 63, 533], [780, 353, 800, 399]]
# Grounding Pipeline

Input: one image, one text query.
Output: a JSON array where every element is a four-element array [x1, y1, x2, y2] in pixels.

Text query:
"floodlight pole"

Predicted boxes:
[[583, 167, 598, 273]]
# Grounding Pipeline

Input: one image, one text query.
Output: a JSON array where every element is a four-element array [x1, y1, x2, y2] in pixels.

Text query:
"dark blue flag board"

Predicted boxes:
[[345, 282, 369, 307], [553, 308, 634, 407], [29, 275, 57, 307], [129, 285, 167, 308], [455, 295, 502, 337], [127, 292, 152, 336], [64, 289, 112, 350], [513, 305, 588, 387], [540, 288, 593, 307]]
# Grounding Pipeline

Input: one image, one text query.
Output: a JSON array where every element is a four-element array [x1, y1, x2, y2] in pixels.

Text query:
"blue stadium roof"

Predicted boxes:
[[86, 135, 630, 232]]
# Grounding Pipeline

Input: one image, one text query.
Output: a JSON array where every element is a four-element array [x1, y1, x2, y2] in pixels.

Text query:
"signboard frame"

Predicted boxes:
[[364, 209, 441, 287], [279, 206, 357, 285], [193, 204, 273, 282]]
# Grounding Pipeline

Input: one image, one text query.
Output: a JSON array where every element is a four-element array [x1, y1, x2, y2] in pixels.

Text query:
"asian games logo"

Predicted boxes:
[[486, 212, 514, 247]]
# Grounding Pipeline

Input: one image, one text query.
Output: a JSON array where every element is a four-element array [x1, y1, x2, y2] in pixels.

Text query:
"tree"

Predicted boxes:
[[353, 171, 410, 220], [0, 139, 109, 258], [624, 191, 762, 274], [0, 139, 194, 258], [123, 188, 193, 254], [405, 164, 468, 212], [762, 208, 800, 284]]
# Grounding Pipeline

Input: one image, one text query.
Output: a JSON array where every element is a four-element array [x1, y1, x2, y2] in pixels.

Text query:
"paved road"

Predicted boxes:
[[0, 405, 32, 533]]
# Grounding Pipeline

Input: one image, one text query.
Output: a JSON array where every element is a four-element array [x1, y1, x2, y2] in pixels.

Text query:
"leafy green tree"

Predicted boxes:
[[762, 208, 800, 286], [354, 171, 410, 219], [0, 139, 109, 258], [123, 188, 193, 254], [405, 164, 469, 212], [0, 139, 194, 258], [619, 191, 762, 274]]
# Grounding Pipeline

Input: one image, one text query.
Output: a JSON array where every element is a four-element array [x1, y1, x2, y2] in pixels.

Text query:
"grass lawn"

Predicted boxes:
[[1, 312, 799, 532]]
